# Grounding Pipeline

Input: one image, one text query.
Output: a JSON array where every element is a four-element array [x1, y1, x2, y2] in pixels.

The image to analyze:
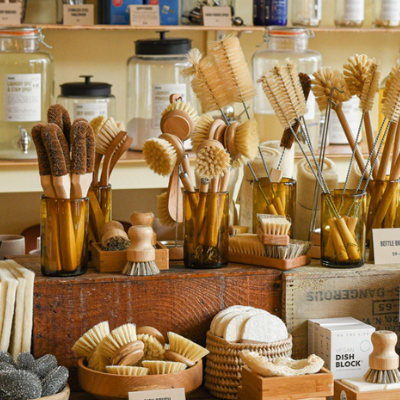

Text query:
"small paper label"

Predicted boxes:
[[202, 6, 232, 26], [372, 228, 400, 264], [63, 4, 94, 25], [128, 388, 185, 400], [130, 5, 160, 26], [74, 102, 108, 121], [0, 4, 21, 24]]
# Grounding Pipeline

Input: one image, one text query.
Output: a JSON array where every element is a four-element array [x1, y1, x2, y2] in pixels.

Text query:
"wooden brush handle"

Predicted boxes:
[[364, 111, 379, 179], [208, 119, 227, 141], [159, 133, 185, 165], [335, 104, 368, 176], [127, 225, 155, 263], [336, 217, 360, 261], [109, 134, 133, 177], [328, 218, 349, 262], [167, 166, 183, 224], [225, 122, 240, 160], [377, 122, 397, 180], [101, 228, 128, 247], [181, 154, 193, 186], [92, 152, 103, 187], [160, 109, 194, 142], [130, 212, 155, 227], [369, 331, 399, 371]]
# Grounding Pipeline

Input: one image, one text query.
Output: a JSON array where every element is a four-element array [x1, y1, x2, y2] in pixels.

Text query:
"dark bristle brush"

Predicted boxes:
[[70, 120, 88, 199], [47, 104, 72, 147]]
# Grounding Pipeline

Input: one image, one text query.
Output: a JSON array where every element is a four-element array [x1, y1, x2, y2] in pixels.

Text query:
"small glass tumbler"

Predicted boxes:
[[41, 196, 89, 276], [252, 178, 296, 234], [366, 178, 400, 247], [184, 190, 229, 269], [321, 190, 366, 268], [88, 184, 112, 243]]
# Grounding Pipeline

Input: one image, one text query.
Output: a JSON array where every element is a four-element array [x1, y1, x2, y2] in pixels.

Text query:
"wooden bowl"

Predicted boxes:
[[78, 358, 203, 400], [33, 384, 70, 400]]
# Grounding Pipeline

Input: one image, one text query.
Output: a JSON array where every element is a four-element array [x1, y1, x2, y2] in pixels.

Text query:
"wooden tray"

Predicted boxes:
[[238, 366, 333, 400], [334, 379, 400, 400], [92, 242, 169, 272], [229, 252, 311, 271], [78, 358, 203, 400]]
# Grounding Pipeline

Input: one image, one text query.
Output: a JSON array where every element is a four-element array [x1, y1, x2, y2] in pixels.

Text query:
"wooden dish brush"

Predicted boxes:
[[122, 225, 160, 276], [364, 331, 400, 384]]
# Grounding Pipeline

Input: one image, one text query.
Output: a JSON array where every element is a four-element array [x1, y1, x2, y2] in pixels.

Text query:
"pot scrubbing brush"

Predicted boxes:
[[105, 366, 149, 376], [142, 360, 187, 375], [122, 225, 160, 276], [167, 332, 209, 363], [364, 331, 400, 384], [137, 333, 165, 361], [47, 104, 71, 146], [256, 214, 291, 246], [192, 114, 225, 152]]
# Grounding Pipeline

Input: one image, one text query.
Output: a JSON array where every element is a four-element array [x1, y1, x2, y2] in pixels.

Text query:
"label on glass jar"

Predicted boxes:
[[328, 96, 360, 144], [5, 74, 41, 122], [74, 102, 108, 121], [343, 0, 364, 21], [0, 3, 21, 24], [381, 0, 400, 22], [152, 83, 187, 130]]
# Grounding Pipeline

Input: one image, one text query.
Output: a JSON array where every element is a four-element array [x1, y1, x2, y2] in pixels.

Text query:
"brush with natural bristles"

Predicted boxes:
[[143, 133, 185, 177], [167, 332, 209, 363], [105, 366, 149, 376], [208, 35, 256, 119], [181, 49, 229, 124], [97, 323, 138, 359], [122, 225, 160, 276], [47, 104, 71, 147], [72, 321, 110, 358], [364, 331, 400, 384], [191, 115, 226, 153], [257, 214, 291, 246], [90, 115, 107, 186], [195, 140, 230, 180]]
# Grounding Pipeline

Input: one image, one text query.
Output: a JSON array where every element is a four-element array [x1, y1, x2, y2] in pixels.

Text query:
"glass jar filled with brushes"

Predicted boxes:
[[252, 177, 296, 234], [252, 27, 322, 147], [320, 189, 366, 268], [183, 188, 229, 269], [41, 196, 89, 276]]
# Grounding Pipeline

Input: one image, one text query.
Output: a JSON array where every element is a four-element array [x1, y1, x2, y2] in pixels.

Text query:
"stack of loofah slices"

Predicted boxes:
[[0, 351, 69, 400]]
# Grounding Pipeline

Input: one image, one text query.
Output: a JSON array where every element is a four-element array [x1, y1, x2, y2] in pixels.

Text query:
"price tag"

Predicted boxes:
[[63, 4, 94, 25], [130, 5, 160, 26], [372, 228, 400, 264], [128, 388, 185, 400], [0, 4, 21, 25], [202, 6, 232, 27]]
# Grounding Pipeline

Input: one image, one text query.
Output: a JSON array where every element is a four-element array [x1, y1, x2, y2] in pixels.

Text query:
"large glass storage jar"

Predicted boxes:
[[252, 27, 322, 149], [0, 26, 54, 160], [127, 31, 196, 150], [57, 75, 116, 122]]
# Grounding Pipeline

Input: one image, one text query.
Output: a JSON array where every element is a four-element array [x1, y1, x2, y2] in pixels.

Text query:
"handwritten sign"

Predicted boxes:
[[0, 3, 21, 25], [63, 4, 94, 25], [128, 388, 185, 400], [202, 6, 232, 27], [372, 228, 400, 264], [130, 5, 160, 26]]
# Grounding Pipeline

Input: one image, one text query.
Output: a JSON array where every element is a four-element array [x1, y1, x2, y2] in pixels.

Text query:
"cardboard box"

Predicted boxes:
[[282, 261, 400, 359], [109, 0, 143, 25], [308, 317, 375, 379], [145, 0, 179, 25]]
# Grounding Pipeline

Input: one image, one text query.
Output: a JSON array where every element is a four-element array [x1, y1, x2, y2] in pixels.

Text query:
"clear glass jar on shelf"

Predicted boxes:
[[252, 27, 322, 149], [373, 0, 400, 27], [334, 0, 365, 27], [0, 26, 54, 160], [292, 0, 322, 27]]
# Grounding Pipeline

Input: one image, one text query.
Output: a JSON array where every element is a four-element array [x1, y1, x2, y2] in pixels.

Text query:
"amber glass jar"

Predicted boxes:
[[88, 184, 112, 243], [252, 177, 296, 234], [41, 196, 88, 276], [184, 190, 229, 269], [321, 190, 366, 268]]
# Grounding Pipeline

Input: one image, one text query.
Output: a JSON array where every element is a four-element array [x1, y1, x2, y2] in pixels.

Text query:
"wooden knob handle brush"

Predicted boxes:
[[129, 212, 156, 246], [369, 331, 399, 371], [126, 226, 155, 263]]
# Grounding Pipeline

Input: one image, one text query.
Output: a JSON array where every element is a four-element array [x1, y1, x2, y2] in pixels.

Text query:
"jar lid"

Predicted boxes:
[[265, 26, 314, 39], [60, 76, 112, 97], [0, 26, 50, 47], [135, 31, 192, 56]]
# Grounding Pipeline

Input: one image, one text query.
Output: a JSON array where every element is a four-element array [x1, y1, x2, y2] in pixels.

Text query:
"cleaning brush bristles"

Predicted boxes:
[[161, 100, 199, 124], [312, 67, 352, 111], [229, 234, 266, 256], [143, 137, 178, 176], [167, 332, 209, 362], [195, 142, 230, 179], [208, 35, 256, 105], [90, 115, 107, 135], [97, 324, 137, 359], [264, 239, 313, 260], [47, 104, 72, 146], [157, 192, 175, 227], [343, 54, 373, 98], [192, 114, 215, 152], [257, 214, 291, 236], [72, 321, 110, 357], [231, 119, 260, 165], [382, 64, 400, 122], [359, 60, 381, 112]]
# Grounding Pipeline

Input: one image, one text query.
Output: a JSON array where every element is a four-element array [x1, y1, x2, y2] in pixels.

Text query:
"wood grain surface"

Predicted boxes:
[[12, 256, 282, 392]]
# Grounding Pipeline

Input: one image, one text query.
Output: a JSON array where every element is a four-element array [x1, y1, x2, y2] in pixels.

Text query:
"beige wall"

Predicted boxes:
[[2, 0, 400, 233]]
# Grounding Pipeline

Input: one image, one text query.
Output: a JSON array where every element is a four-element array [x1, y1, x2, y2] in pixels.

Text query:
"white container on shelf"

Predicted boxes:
[[334, 0, 365, 27]]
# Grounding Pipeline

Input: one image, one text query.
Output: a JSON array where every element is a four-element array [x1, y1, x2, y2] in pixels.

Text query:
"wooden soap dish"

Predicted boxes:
[[256, 227, 290, 246]]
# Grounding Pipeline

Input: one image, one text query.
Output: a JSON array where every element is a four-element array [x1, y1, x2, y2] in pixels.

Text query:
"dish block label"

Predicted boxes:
[[5, 74, 41, 122]]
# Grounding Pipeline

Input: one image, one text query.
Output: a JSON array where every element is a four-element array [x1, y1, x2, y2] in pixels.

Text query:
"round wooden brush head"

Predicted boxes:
[[130, 212, 155, 227], [195, 139, 230, 179], [126, 225, 155, 263], [369, 331, 399, 371], [47, 104, 71, 146]]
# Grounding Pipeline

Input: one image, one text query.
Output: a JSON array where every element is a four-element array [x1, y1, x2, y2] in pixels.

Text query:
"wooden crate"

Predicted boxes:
[[282, 260, 400, 359], [238, 366, 333, 400], [334, 379, 400, 400], [91, 242, 169, 272], [13, 256, 282, 390]]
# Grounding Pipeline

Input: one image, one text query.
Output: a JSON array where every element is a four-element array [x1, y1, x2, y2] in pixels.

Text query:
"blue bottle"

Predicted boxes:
[[253, 0, 265, 26], [265, 0, 287, 26]]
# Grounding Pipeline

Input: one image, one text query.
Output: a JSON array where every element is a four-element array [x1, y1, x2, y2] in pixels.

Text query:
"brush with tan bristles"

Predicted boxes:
[[167, 332, 209, 363], [191, 114, 226, 153], [208, 35, 256, 119], [72, 321, 110, 358], [105, 366, 149, 376], [181, 49, 229, 124], [90, 115, 107, 186]]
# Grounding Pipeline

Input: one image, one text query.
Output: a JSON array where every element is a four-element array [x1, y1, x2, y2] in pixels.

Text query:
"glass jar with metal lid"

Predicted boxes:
[[252, 26, 322, 150], [0, 26, 54, 160], [57, 75, 116, 122], [126, 31, 196, 151]]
